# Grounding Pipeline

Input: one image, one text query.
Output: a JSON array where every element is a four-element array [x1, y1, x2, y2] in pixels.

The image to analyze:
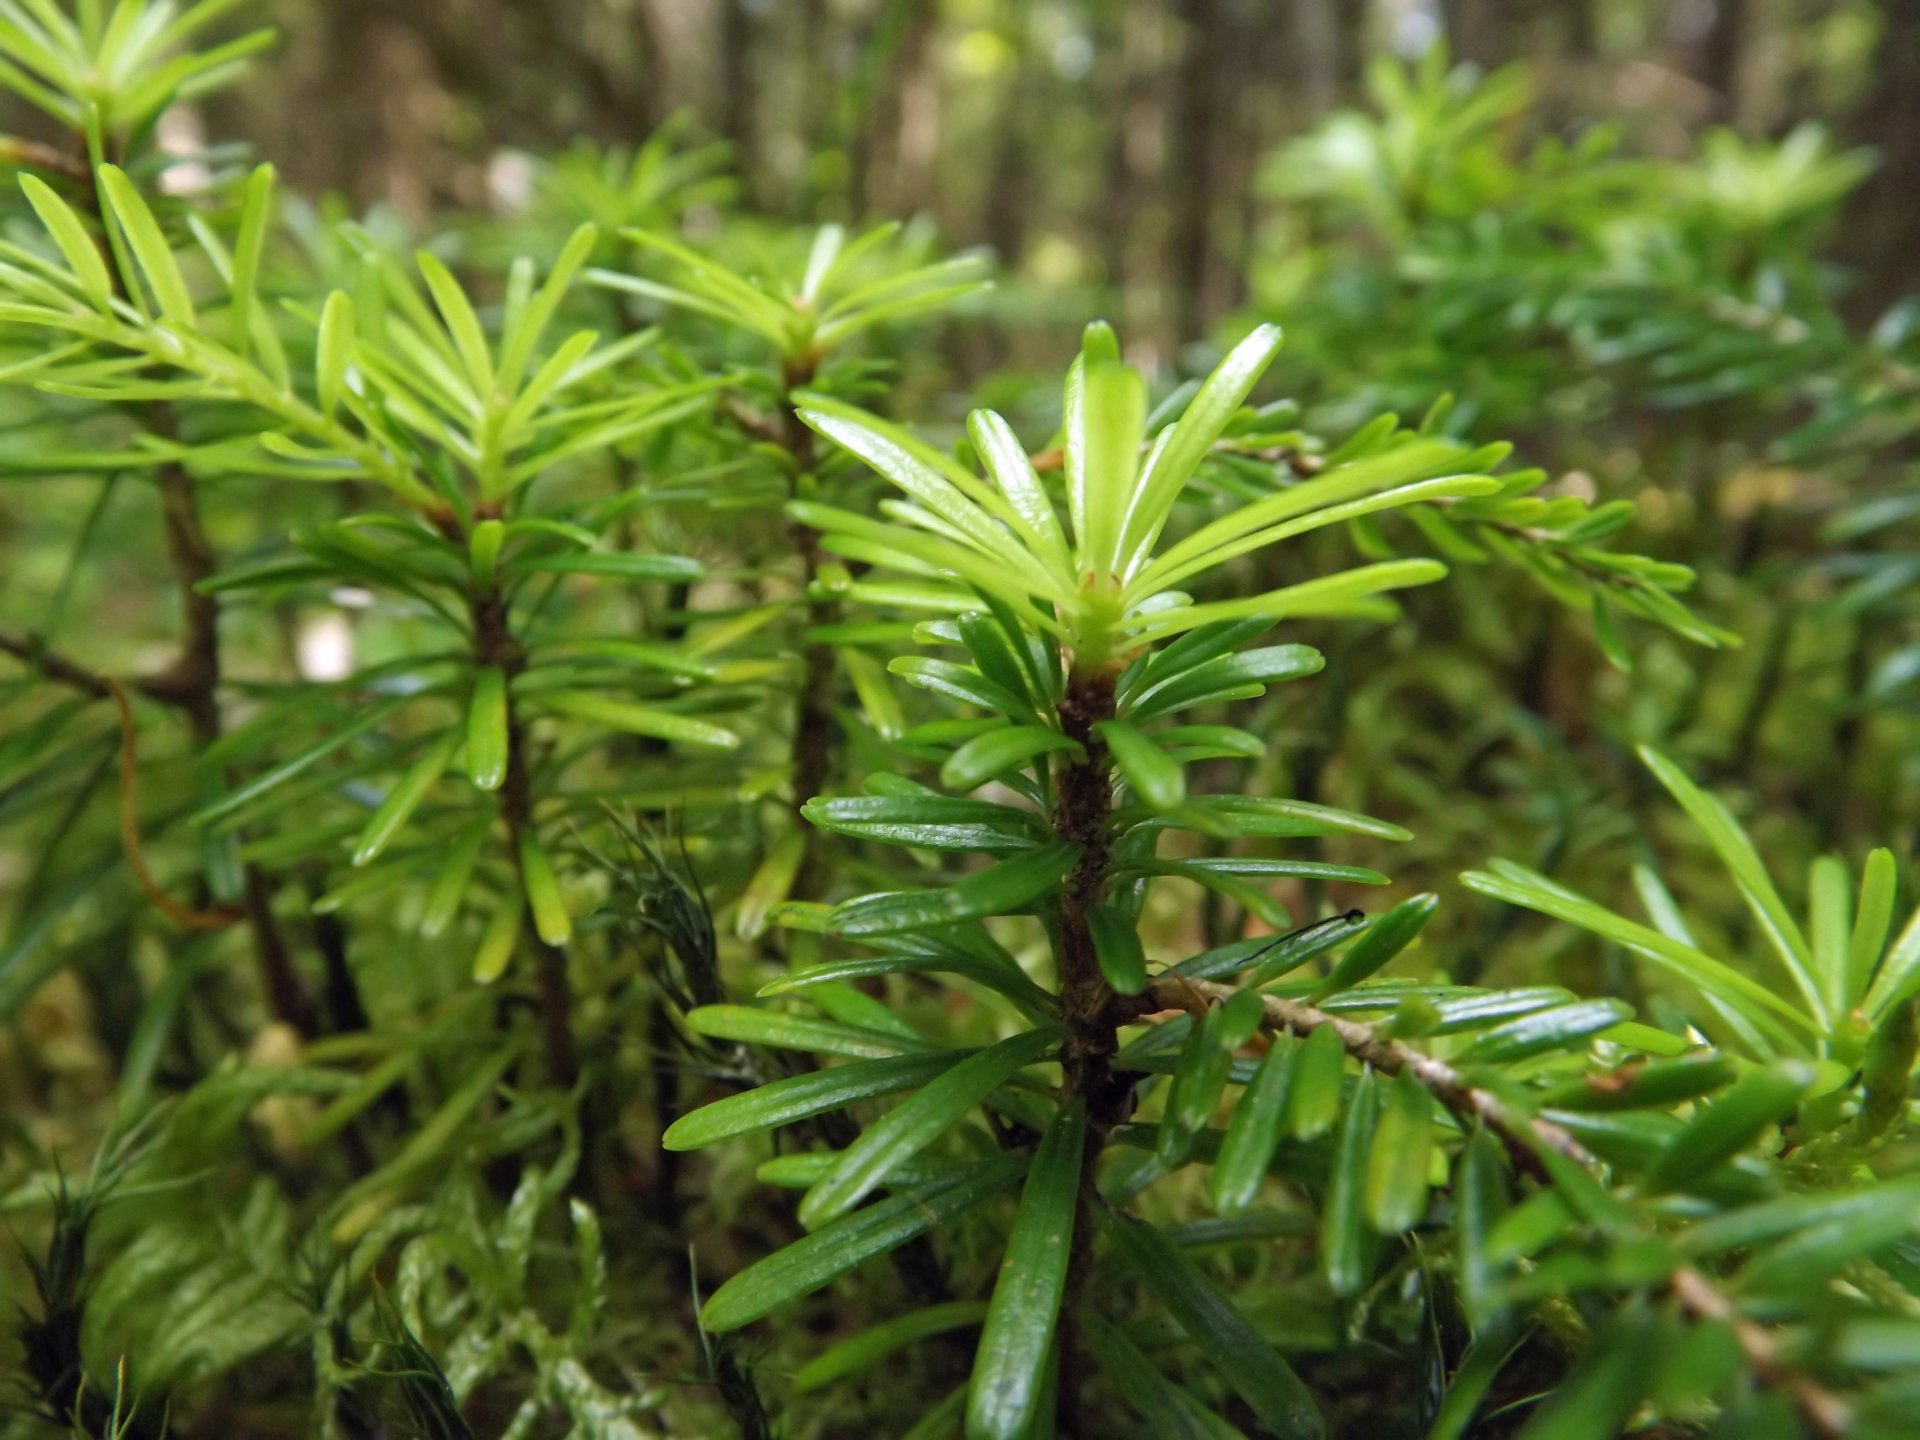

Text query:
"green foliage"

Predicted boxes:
[[0, 0, 269, 142], [0, 6, 1917, 1440]]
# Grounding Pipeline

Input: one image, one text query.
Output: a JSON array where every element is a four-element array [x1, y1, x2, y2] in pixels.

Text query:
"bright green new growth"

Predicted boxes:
[[3, 170, 715, 511], [0, 0, 271, 138], [652, 318, 1916, 1438], [794, 320, 1499, 670], [0, 7, 1916, 1439]]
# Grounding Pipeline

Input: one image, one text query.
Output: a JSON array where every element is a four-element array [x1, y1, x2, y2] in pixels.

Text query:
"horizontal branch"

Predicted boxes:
[[101, 675, 245, 933], [0, 628, 186, 709], [0, 627, 120, 698], [1145, 972, 1850, 1439], [1670, 1266, 1850, 1440], [0, 134, 90, 181], [717, 392, 786, 448], [1146, 972, 1591, 1182]]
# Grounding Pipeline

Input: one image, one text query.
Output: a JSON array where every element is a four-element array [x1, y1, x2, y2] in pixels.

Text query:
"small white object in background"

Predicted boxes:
[[297, 608, 355, 682]]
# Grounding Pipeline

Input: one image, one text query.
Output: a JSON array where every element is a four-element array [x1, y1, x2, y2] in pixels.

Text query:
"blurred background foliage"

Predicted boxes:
[[108, 0, 1916, 961], [4, 0, 1920, 1436], [5, 0, 1912, 885], [196, 0, 1917, 345]]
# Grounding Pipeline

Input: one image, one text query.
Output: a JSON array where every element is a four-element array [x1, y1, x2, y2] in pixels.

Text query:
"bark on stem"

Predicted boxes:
[[1054, 668, 1128, 1121], [1052, 665, 1132, 1435]]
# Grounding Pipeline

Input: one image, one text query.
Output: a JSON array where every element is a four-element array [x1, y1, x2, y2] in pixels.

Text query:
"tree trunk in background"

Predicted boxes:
[[1101, 3, 1169, 350], [795, 0, 829, 202], [885, 16, 943, 219], [1567, 0, 1601, 59], [1230, 0, 1299, 319], [1686, 0, 1751, 121], [1098, 5, 1139, 316], [1168, 0, 1224, 345], [154, 0, 1920, 344], [229, 1, 668, 216], [1449, 0, 1505, 66], [1450, 0, 1584, 72], [516, 0, 663, 144], [1292, 0, 1345, 114], [982, 40, 1033, 271], [1840, 0, 1920, 322], [718, 0, 757, 200], [235, 0, 448, 215], [850, 1, 937, 218]]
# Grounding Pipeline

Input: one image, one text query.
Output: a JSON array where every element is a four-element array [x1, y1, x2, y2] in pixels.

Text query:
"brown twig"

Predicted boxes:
[[100, 674, 243, 932], [0, 628, 118, 699], [0, 133, 91, 181], [5, 630, 318, 1021], [1670, 1266, 1852, 1440], [1144, 973, 1592, 1182], [1145, 972, 1853, 1436]]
